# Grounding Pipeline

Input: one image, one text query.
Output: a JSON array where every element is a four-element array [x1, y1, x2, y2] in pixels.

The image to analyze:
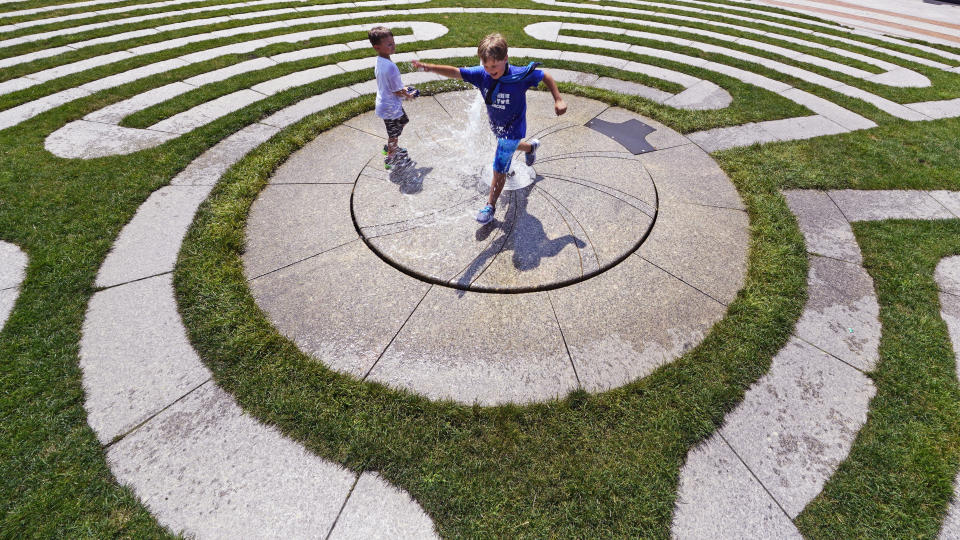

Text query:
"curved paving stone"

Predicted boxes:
[[0, 241, 27, 333], [674, 190, 960, 538], [247, 92, 747, 402], [938, 256, 960, 540]]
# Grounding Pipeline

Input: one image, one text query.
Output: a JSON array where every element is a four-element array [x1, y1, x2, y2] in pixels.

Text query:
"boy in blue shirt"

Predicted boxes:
[[413, 33, 567, 224]]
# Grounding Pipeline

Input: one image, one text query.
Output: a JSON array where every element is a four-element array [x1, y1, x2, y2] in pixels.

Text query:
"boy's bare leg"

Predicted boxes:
[[488, 170, 507, 207], [517, 141, 532, 153], [386, 136, 399, 158]]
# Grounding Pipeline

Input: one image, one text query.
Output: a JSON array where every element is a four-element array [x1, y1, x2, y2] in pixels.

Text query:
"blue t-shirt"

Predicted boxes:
[[459, 64, 545, 140]]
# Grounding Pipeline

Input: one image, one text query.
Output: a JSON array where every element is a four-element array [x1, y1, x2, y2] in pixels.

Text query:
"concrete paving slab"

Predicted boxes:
[[367, 287, 578, 405], [170, 122, 280, 186], [0, 289, 17, 333], [637, 144, 745, 210], [0, 241, 28, 291], [780, 88, 877, 131], [547, 67, 600, 86], [829, 189, 955, 221], [931, 191, 960, 219], [936, 257, 960, 297], [664, 80, 732, 110], [783, 190, 862, 264], [638, 199, 748, 305], [535, 175, 654, 268], [536, 125, 627, 160], [244, 184, 358, 279], [592, 76, 673, 105], [260, 87, 360, 129], [250, 64, 345, 96], [720, 337, 876, 519], [673, 436, 801, 540], [329, 472, 438, 540], [533, 155, 657, 208], [550, 255, 727, 392], [85, 82, 194, 124], [151, 89, 264, 134], [28, 50, 134, 82], [525, 92, 610, 140], [758, 115, 848, 143], [106, 382, 356, 538], [795, 255, 880, 371], [593, 107, 689, 151], [271, 125, 382, 184], [0, 88, 92, 131], [81, 274, 211, 444], [46, 120, 176, 159], [249, 240, 431, 378], [79, 59, 191, 93], [95, 185, 212, 288], [183, 58, 277, 87], [470, 186, 588, 290], [908, 97, 960, 120], [686, 122, 780, 152]]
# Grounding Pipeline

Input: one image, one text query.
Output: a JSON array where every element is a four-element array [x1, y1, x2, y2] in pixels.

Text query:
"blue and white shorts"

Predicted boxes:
[[492, 138, 520, 174]]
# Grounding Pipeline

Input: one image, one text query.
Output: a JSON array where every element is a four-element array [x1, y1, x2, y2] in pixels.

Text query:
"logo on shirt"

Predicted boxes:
[[491, 92, 510, 110]]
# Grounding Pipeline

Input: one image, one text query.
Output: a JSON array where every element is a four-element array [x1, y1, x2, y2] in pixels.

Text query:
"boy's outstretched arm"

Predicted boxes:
[[411, 60, 462, 79], [542, 72, 567, 116]]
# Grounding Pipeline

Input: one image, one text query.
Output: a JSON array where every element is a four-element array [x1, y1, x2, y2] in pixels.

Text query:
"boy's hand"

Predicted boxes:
[[554, 98, 567, 116], [411, 60, 428, 72]]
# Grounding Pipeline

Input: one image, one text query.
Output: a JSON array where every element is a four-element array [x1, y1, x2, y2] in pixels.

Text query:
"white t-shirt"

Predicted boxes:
[[375, 56, 404, 120]]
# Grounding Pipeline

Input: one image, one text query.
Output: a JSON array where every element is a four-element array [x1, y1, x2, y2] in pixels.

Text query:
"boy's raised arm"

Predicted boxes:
[[411, 60, 462, 79], [541, 72, 567, 116]]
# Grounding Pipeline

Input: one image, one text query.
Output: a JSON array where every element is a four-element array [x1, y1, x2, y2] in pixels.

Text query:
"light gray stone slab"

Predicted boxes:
[[686, 122, 780, 153], [368, 287, 578, 404], [86, 83, 194, 124], [591, 76, 673, 105], [639, 199, 748, 305], [673, 436, 801, 540], [329, 472, 438, 540], [0, 288, 17, 333], [0, 47, 72, 70], [28, 50, 134, 82], [533, 155, 657, 208], [0, 88, 92, 131], [759, 115, 848, 143], [940, 287, 960, 380], [780, 88, 877, 131], [664, 80, 732, 111], [941, 482, 960, 540], [151, 89, 264, 134], [546, 68, 600, 86], [936, 257, 960, 297], [249, 240, 430, 378], [81, 274, 211, 444], [593, 107, 689, 151], [535, 175, 653, 268], [931, 191, 960, 219], [0, 241, 28, 290], [525, 92, 610, 139], [637, 144, 745, 210], [907, 97, 960, 120], [833, 84, 929, 121], [783, 189, 862, 264], [95, 185, 213, 288], [46, 120, 176, 159], [550, 255, 727, 392], [702, 61, 793, 93], [272, 124, 382, 184], [251, 64, 345, 96], [79, 59, 191, 93], [559, 51, 630, 70], [470, 186, 588, 290], [0, 77, 38, 96], [183, 58, 276, 87], [171, 122, 280, 186], [244, 184, 357, 278], [260, 87, 359, 129], [829, 190, 955, 221], [106, 382, 356, 538], [720, 337, 876, 519], [536, 124, 626, 160], [795, 255, 880, 371], [868, 67, 930, 88]]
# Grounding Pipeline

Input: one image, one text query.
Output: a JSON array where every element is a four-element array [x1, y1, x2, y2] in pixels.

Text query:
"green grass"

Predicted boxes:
[[1, 0, 960, 536]]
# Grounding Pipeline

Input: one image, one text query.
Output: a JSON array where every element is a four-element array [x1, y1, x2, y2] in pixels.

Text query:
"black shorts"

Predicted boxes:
[[384, 111, 409, 139]]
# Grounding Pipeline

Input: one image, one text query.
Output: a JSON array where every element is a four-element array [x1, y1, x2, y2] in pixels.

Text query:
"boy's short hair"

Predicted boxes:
[[477, 33, 508, 61], [368, 26, 393, 46]]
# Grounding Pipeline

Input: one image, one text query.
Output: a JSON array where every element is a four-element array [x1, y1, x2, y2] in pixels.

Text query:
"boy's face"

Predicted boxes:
[[373, 35, 395, 56], [482, 56, 508, 79]]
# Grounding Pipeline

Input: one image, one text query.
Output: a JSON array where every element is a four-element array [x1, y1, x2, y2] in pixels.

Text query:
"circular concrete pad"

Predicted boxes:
[[245, 91, 748, 405]]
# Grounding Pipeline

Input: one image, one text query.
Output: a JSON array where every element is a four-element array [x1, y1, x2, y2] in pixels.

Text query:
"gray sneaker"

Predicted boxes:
[[525, 138, 540, 166], [476, 204, 495, 224]]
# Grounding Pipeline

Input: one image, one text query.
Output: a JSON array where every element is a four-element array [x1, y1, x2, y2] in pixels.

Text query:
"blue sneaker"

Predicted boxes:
[[525, 138, 540, 166], [476, 204, 495, 224]]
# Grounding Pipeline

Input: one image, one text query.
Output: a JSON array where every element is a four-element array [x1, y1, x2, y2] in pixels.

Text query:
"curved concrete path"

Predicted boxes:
[[0, 241, 27, 332], [244, 90, 748, 404], [79, 90, 440, 540], [937, 255, 960, 539], [673, 189, 960, 539]]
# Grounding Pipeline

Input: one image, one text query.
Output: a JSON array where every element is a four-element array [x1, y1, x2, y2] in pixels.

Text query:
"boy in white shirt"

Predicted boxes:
[[369, 26, 417, 169]]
